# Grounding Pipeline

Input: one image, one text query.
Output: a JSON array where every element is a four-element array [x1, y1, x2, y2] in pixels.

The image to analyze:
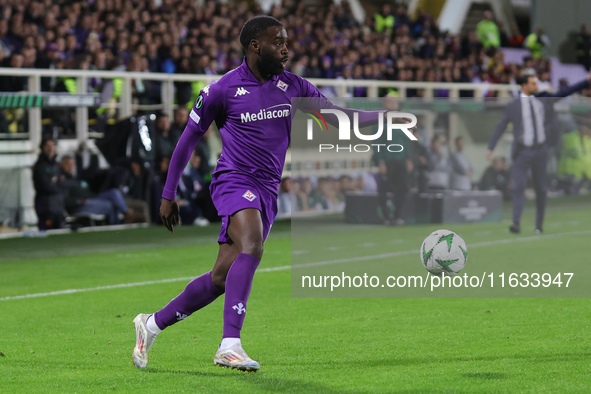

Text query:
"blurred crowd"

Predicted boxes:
[[1, 0, 590, 108], [5, 0, 590, 229], [279, 131, 513, 220], [31, 107, 218, 230]]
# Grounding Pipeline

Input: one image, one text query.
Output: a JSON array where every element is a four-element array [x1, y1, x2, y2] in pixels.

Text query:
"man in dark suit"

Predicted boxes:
[[486, 71, 591, 234]]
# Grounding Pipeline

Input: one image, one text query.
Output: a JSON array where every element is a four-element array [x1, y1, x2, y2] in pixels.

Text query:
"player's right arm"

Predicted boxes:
[[160, 82, 223, 233]]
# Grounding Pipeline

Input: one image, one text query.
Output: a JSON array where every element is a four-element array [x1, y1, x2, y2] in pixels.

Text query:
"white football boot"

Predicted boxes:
[[214, 343, 260, 372], [132, 314, 158, 368]]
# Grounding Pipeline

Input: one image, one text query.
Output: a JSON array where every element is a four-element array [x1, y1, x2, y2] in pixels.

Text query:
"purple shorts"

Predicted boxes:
[[209, 172, 278, 244]]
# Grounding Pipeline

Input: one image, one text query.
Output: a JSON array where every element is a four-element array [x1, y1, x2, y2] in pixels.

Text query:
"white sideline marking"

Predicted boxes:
[[2, 229, 590, 302]]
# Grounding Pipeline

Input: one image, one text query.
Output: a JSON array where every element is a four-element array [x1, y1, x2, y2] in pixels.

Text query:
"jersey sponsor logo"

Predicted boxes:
[[232, 302, 246, 315], [242, 190, 257, 202], [234, 87, 250, 97], [195, 94, 204, 109], [189, 109, 200, 124], [276, 80, 289, 92], [240, 104, 291, 123]]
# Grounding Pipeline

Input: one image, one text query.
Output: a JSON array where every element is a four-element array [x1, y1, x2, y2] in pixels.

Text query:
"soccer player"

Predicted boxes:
[[132, 15, 388, 372], [132, 16, 342, 372]]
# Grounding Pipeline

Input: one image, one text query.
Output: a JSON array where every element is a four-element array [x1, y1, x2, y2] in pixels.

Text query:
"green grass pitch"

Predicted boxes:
[[1, 196, 590, 392]]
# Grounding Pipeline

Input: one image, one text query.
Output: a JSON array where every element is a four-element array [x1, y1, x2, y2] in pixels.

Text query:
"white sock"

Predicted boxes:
[[219, 337, 241, 350], [146, 314, 161, 334]]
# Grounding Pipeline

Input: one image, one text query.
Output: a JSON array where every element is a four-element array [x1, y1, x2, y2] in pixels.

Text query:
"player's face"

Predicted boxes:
[[258, 26, 289, 76]]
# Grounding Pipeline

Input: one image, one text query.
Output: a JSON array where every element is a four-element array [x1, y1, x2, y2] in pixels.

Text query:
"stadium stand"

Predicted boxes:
[[1, 0, 586, 105], [1, 0, 591, 231]]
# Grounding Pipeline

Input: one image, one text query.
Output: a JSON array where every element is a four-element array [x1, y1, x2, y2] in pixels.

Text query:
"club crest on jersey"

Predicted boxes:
[[276, 80, 289, 92], [242, 190, 257, 202], [234, 87, 250, 97]]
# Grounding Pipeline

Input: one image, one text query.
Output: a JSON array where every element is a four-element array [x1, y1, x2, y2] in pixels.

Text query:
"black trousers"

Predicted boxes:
[[511, 144, 548, 229], [377, 159, 409, 221]]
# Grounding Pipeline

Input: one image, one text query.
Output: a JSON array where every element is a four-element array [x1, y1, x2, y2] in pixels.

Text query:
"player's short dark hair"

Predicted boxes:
[[239, 16, 283, 50]]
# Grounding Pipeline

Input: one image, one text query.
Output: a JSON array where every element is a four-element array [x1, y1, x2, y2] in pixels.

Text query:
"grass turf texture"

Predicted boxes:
[[1, 196, 590, 392]]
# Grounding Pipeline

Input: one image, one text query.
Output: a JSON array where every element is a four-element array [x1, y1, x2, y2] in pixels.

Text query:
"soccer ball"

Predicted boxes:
[[420, 229, 468, 275]]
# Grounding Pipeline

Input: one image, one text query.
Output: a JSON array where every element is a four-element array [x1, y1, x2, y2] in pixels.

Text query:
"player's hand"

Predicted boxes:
[[486, 150, 493, 161], [160, 198, 180, 234]]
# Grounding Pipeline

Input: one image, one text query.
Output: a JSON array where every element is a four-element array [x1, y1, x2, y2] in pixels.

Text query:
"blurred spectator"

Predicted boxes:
[[170, 107, 189, 138], [373, 94, 412, 225], [425, 134, 451, 190], [355, 173, 378, 192], [408, 126, 430, 192], [51, 55, 90, 136], [296, 177, 326, 211], [32, 137, 65, 230], [181, 149, 216, 225], [154, 114, 181, 162], [374, 3, 394, 35], [394, 4, 411, 28], [291, 178, 301, 211], [318, 177, 344, 211], [476, 11, 500, 50], [0, 53, 28, 133], [60, 155, 132, 224], [0, 19, 12, 57], [576, 24, 591, 70], [450, 136, 473, 190], [74, 142, 107, 193], [526, 27, 550, 59], [102, 159, 151, 223], [277, 177, 294, 215], [0, 53, 27, 91], [537, 71, 552, 93], [339, 175, 355, 194], [479, 157, 510, 200]]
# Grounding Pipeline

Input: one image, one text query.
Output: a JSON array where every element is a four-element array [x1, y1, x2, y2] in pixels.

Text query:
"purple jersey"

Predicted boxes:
[[162, 58, 323, 200]]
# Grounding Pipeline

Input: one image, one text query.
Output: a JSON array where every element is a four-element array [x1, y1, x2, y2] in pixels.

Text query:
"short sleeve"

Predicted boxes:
[[187, 81, 224, 136]]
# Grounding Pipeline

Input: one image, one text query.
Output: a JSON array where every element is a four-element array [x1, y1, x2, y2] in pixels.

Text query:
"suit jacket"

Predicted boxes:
[[488, 79, 589, 158]]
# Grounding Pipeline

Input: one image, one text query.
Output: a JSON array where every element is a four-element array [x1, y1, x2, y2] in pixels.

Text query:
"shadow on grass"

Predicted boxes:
[[462, 372, 509, 380], [146, 367, 344, 392], [363, 351, 590, 368]]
